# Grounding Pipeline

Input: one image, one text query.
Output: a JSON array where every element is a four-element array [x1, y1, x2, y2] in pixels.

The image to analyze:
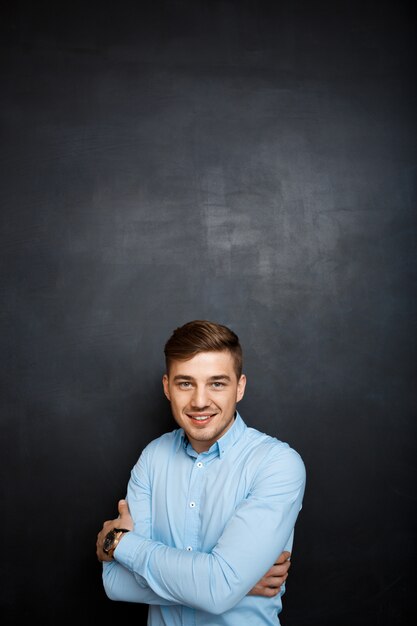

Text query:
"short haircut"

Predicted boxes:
[[164, 320, 243, 379]]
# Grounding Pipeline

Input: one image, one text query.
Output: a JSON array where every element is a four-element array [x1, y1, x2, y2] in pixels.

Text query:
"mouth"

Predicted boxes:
[[186, 413, 216, 424]]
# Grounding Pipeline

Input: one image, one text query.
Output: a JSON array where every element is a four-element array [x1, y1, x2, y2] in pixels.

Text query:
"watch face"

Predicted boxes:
[[103, 530, 116, 553]]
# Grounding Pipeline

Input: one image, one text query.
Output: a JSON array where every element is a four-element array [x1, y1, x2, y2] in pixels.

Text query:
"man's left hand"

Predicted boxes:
[[96, 499, 134, 562]]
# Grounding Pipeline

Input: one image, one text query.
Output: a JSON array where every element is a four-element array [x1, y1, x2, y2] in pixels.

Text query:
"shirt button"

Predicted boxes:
[[189, 501, 196, 508], [196, 462, 203, 468], [186, 546, 193, 551]]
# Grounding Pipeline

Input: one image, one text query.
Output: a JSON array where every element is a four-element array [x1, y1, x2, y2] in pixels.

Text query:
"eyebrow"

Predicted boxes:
[[172, 374, 232, 382]]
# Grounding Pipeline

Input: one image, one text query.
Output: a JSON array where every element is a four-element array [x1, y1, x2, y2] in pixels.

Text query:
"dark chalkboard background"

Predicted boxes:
[[1, 1, 416, 624]]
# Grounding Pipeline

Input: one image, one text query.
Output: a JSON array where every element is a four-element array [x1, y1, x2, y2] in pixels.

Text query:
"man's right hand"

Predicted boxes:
[[247, 551, 291, 597]]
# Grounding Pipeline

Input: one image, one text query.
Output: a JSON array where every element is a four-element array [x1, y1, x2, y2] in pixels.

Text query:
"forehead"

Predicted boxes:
[[168, 351, 237, 379]]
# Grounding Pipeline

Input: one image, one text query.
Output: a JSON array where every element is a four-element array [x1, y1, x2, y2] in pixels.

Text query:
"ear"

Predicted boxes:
[[162, 374, 171, 401], [236, 374, 246, 403]]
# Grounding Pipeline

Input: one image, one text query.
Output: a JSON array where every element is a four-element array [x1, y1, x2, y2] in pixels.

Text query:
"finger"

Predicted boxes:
[[260, 586, 281, 597], [263, 559, 286, 576], [257, 572, 288, 589], [248, 584, 279, 597], [118, 499, 129, 517], [265, 573, 288, 587], [271, 560, 291, 576], [274, 550, 291, 565]]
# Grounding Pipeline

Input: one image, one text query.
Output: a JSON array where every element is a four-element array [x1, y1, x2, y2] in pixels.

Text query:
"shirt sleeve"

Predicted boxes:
[[102, 447, 179, 606], [102, 560, 178, 604], [115, 444, 306, 615]]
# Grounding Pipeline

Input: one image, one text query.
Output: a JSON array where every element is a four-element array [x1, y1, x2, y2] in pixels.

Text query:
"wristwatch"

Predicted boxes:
[[103, 527, 130, 558]]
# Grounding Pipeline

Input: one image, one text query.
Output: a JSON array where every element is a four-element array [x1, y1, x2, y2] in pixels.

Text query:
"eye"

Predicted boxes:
[[211, 382, 224, 389], [178, 381, 192, 389]]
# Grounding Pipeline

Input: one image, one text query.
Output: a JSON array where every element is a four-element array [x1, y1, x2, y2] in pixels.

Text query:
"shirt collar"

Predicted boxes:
[[176, 411, 246, 459]]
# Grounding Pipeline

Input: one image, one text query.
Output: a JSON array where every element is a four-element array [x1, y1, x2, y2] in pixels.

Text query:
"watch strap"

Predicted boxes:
[[103, 528, 130, 557]]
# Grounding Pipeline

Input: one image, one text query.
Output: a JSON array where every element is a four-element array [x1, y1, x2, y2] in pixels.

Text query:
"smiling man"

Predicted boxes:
[[162, 350, 246, 452], [97, 320, 306, 625]]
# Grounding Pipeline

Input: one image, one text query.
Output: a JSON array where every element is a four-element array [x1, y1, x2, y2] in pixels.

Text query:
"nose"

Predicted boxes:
[[190, 385, 210, 409]]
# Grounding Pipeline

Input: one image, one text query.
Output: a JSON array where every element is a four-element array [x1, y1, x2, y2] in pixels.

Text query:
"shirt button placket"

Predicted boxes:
[[184, 458, 204, 555]]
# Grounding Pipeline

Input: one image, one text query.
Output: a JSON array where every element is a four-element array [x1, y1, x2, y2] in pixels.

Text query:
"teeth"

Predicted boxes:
[[193, 416, 211, 421]]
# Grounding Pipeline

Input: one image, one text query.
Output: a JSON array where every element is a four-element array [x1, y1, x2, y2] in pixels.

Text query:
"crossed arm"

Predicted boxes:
[[96, 445, 305, 612], [97, 499, 292, 602]]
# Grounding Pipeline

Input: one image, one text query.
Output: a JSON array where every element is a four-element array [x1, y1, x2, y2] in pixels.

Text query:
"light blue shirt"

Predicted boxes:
[[102, 413, 306, 625]]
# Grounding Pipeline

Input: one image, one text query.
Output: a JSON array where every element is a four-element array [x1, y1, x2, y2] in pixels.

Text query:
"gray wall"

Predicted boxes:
[[1, 2, 416, 624]]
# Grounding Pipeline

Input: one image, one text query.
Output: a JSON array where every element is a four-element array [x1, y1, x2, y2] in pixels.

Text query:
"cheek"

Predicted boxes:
[[170, 396, 184, 412], [220, 394, 236, 409]]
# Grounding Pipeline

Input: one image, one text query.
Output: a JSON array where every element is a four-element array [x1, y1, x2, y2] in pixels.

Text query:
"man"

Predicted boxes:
[[97, 320, 306, 624]]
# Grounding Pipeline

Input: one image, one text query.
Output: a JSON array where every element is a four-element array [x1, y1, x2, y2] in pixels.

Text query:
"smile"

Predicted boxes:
[[187, 413, 216, 422]]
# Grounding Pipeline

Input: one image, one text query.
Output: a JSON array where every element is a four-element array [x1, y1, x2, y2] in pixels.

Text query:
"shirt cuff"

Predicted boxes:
[[114, 530, 150, 575]]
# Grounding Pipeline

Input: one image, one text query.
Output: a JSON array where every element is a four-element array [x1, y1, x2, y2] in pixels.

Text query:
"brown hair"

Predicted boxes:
[[164, 320, 243, 379]]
